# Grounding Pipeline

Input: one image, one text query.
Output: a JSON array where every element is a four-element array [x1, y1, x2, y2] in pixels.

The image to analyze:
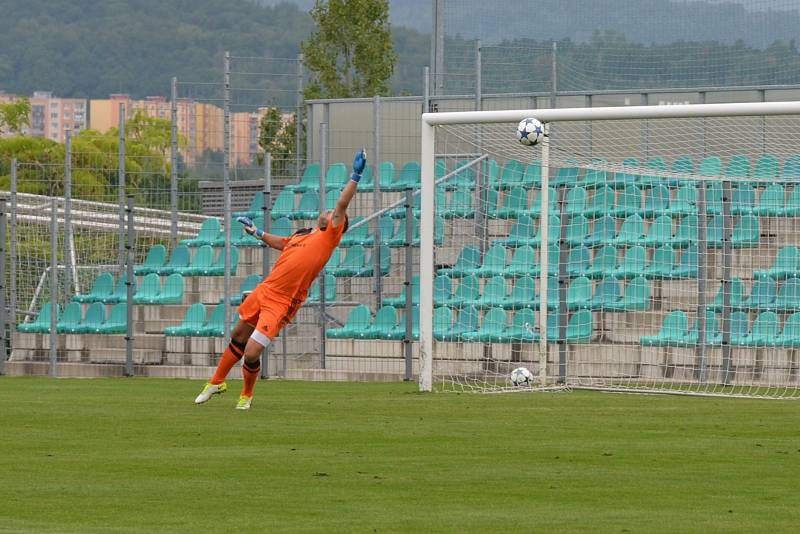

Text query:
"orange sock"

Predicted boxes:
[[241, 359, 261, 398], [210, 339, 246, 385]]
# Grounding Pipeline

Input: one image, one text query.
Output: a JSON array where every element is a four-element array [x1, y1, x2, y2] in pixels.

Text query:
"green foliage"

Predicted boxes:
[[302, 0, 397, 98], [0, 98, 30, 134], [258, 108, 298, 178]]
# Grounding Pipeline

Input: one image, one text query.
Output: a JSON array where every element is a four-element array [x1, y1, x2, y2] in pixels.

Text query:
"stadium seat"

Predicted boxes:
[[583, 163, 609, 189], [530, 276, 560, 310], [705, 215, 724, 248], [643, 245, 676, 279], [709, 277, 745, 312], [753, 184, 786, 217], [612, 214, 645, 246], [134, 273, 184, 305], [705, 181, 723, 215], [356, 306, 398, 340], [438, 245, 482, 278], [642, 156, 667, 188], [495, 308, 537, 342], [326, 305, 371, 339], [564, 186, 587, 217], [552, 165, 581, 188], [433, 275, 453, 305], [726, 311, 751, 345], [164, 303, 207, 337], [324, 163, 348, 190], [96, 303, 127, 334], [670, 215, 697, 249], [669, 245, 698, 279], [331, 245, 367, 277], [307, 274, 337, 303], [771, 278, 800, 312], [564, 309, 593, 343], [157, 245, 191, 275], [566, 276, 592, 310], [584, 215, 617, 247], [641, 310, 689, 347], [475, 244, 508, 278], [73, 272, 115, 303], [585, 245, 618, 279], [441, 187, 475, 219], [383, 275, 419, 308], [181, 218, 221, 247], [641, 215, 674, 247], [133, 274, 160, 304], [56, 302, 83, 334], [566, 246, 591, 277], [612, 245, 647, 279], [387, 161, 418, 192], [505, 276, 536, 310], [522, 162, 542, 189], [105, 274, 136, 304], [181, 246, 238, 276], [497, 160, 525, 190], [737, 311, 780, 347], [482, 160, 501, 190], [469, 276, 509, 310], [230, 215, 264, 247], [614, 158, 641, 189], [67, 302, 107, 334], [670, 155, 694, 181], [461, 307, 508, 342], [233, 192, 265, 219], [754, 246, 799, 280], [731, 185, 756, 215], [752, 154, 779, 182], [607, 276, 651, 312], [665, 184, 697, 216], [385, 305, 420, 340], [201, 302, 229, 337], [566, 215, 590, 247], [290, 191, 320, 220], [776, 312, 800, 348], [642, 185, 670, 217], [339, 216, 369, 247], [613, 185, 643, 217], [228, 274, 261, 306], [742, 276, 777, 310], [524, 187, 557, 218], [782, 154, 800, 180], [432, 306, 455, 341], [438, 275, 479, 307], [353, 163, 375, 192], [528, 313, 559, 343], [134, 245, 167, 276], [286, 162, 321, 193], [437, 305, 480, 342], [725, 154, 750, 179], [17, 302, 59, 333], [323, 188, 340, 212], [530, 215, 560, 248], [271, 217, 292, 238], [590, 277, 621, 311], [269, 189, 296, 221], [680, 310, 722, 347], [357, 245, 391, 277], [731, 214, 759, 248], [491, 187, 528, 219], [494, 215, 536, 248], [386, 217, 416, 247], [699, 155, 722, 177]]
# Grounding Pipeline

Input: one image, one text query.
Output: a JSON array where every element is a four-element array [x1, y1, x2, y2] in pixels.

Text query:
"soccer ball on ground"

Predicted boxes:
[[510, 367, 533, 387], [516, 117, 544, 146]]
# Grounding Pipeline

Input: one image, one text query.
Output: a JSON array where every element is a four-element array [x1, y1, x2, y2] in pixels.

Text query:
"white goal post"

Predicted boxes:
[[419, 101, 800, 395]]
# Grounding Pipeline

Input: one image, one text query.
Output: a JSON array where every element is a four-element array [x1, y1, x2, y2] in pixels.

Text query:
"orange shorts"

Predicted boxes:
[[238, 284, 303, 345]]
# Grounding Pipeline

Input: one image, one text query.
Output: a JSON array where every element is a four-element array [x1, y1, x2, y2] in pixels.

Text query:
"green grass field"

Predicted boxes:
[[1, 377, 799, 533]]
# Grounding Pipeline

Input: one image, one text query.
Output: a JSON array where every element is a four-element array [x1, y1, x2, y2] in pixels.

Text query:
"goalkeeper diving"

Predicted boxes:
[[195, 149, 366, 410]]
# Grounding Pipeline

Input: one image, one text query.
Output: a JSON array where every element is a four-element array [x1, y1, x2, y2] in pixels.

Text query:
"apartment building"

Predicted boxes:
[[28, 91, 88, 143]]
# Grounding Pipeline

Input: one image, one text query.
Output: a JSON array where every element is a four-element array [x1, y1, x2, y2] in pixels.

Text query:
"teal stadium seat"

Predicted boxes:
[[753, 184, 786, 217], [564, 186, 587, 217], [332, 245, 366, 277], [270, 189, 296, 220], [438, 275, 479, 307], [201, 302, 228, 337], [494, 215, 536, 248], [754, 246, 799, 280], [134, 245, 167, 276], [438, 245, 482, 278], [585, 246, 618, 279], [505, 246, 537, 278], [584, 216, 617, 247], [291, 191, 320, 220], [230, 274, 262, 306], [670, 215, 697, 249], [737, 311, 779, 347], [234, 191, 265, 219], [442, 187, 475, 219], [461, 307, 508, 343], [433, 307, 455, 341], [386, 306, 420, 340], [612, 245, 647, 279], [357, 245, 390, 277], [644, 245, 676, 279], [164, 303, 207, 337], [666, 184, 697, 216], [17, 302, 59, 333], [469, 276, 509, 310], [271, 217, 292, 238], [433, 275, 452, 305], [326, 305, 371, 339], [497, 160, 525, 190], [641, 310, 688, 347], [73, 272, 114, 303], [612, 214, 645, 246], [709, 277, 745, 312], [106, 274, 136, 304], [181, 218, 221, 247], [339, 216, 368, 247], [505, 276, 536, 310], [356, 306, 398, 340], [70, 302, 108, 334], [307, 274, 337, 303], [383, 276, 419, 308], [566, 246, 591, 277], [286, 162, 321, 193], [524, 187, 557, 218], [776, 313, 800, 348], [771, 277, 800, 312], [97, 303, 128, 334], [491, 187, 528, 219], [583, 161, 609, 189], [613, 185, 643, 217], [641, 215, 674, 248], [643, 185, 670, 217], [742, 276, 777, 310], [157, 245, 191, 275], [608, 276, 651, 312], [590, 277, 621, 311], [731, 185, 756, 215], [475, 244, 508, 278], [530, 215, 560, 248], [521, 162, 542, 189], [669, 245, 698, 279], [566, 276, 592, 310], [551, 165, 581, 188], [566, 215, 590, 247], [56, 302, 82, 334], [495, 309, 537, 342], [437, 306, 479, 342]]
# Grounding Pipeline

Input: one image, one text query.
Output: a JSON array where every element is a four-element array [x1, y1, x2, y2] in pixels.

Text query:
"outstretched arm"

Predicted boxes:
[[236, 216, 286, 250], [332, 149, 366, 229]]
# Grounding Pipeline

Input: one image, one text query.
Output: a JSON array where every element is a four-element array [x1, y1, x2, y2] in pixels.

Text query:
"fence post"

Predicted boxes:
[[550, 41, 558, 110], [296, 54, 304, 180], [475, 39, 482, 112], [373, 96, 383, 309], [170, 77, 179, 249], [64, 131, 76, 300], [557, 187, 569, 384], [404, 188, 413, 381], [118, 104, 127, 271], [49, 198, 58, 377], [720, 181, 734, 385], [695, 182, 709, 383], [223, 51, 232, 343], [10, 159, 17, 330], [423, 66, 430, 113], [318, 121, 328, 370], [0, 199, 7, 374], [125, 196, 135, 377], [261, 170, 271, 379]]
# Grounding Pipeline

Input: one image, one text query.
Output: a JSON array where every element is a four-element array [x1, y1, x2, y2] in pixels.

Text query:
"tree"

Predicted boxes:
[[258, 108, 298, 179], [301, 0, 397, 99], [0, 98, 31, 135]]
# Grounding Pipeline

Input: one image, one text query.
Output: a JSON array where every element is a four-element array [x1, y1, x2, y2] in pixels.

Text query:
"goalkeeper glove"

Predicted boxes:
[[236, 216, 264, 238], [351, 148, 367, 183]]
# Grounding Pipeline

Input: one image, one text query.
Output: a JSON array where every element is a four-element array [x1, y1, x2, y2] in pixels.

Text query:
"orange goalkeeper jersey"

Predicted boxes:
[[262, 216, 347, 300]]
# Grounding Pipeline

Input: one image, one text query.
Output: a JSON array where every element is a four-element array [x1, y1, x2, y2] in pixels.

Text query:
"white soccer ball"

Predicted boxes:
[[516, 117, 544, 146], [510, 366, 533, 387]]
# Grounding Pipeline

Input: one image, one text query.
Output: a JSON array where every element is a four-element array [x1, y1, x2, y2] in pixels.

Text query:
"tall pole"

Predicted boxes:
[[261, 152, 272, 379], [296, 54, 304, 181], [170, 77, 179, 249], [49, 198, 58, 377], [10, 159, 17, 330], [0, 200, 7, 375], [538, 125, 551, 385], [432, 0, 445, 95], [125, 196, 135, 377], [373, 95, 383, 309], [474, 40, 482, 112], [118, 104, 127, 271], [223, 51, 232, 343], [404, 188, 414, 381], [550, 41, 558, 110], [64, 131, 75, 300], [423, 66, 431, 114], [319, 121, 328, 370]]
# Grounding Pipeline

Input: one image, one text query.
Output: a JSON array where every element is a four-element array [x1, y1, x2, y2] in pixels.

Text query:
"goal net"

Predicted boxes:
[[419, 102, 800, 399]]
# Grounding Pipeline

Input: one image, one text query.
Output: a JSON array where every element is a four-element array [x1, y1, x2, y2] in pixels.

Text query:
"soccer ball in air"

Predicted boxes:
[[510, 367, 533, 387], [516, 117, 544, 146]]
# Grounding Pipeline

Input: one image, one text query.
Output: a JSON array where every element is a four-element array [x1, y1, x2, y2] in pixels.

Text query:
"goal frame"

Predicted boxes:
[[419, 101, 800, 392]]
